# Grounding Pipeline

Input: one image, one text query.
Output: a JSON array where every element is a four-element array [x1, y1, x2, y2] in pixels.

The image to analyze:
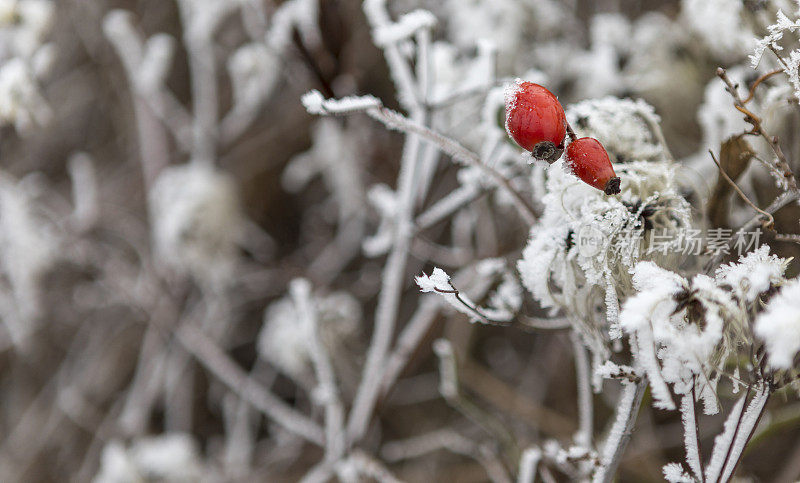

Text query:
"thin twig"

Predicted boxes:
[[742, 68, 783, 104], [305, 92, 538, 225], [716, 68, 798, 193], [433, 339, 520, 469], [571, 330, 594, 449], [594, 378, 648, 483], [290, 279, 346, 462], [175, 324, 325, 446], [705, 189, 800, 272], [709, 150, 774, 229]]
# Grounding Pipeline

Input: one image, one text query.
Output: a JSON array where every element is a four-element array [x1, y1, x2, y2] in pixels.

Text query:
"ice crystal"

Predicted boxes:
[[754, 277, 800, 369]]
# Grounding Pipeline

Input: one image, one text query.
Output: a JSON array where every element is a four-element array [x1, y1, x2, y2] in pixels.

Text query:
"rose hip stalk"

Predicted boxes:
[[504, 80, 567, 163], [565, 137, 621, 195]]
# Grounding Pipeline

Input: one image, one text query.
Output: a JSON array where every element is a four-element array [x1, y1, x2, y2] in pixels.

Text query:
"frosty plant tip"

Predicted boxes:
[[505, 79, 620, 194]]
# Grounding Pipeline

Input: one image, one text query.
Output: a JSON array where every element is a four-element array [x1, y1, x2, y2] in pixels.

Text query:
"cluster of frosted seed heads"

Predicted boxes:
[[505, 81, 621, 195]]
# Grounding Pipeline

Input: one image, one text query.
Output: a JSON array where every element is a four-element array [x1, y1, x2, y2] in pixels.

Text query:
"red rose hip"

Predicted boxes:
[[565, 137, 621, 195], [505, 80, 567, 163]]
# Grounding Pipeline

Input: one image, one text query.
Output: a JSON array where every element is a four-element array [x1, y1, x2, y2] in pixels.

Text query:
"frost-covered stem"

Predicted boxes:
[[103, 11, 193, 153], [433, 339, 519, 468], [774, 232, 800, 243], [383, 429, 510, 483], [344, 4, 442, 441], [102, 12, 171, 190], [415, 184, 483, 231], [519, 316, 571, 330], [768, 45, 790, 70], [415, 28, 431, 106], [346, 111, 422, 444], [177, 2, 219, 166], [362, 0, 421, 110], [379, 297, 440, 397], [185, 34, 217, 165], [593, 378, 647, 483], [299, 461, 333, 483], [681, 388, 703, 481], [571, 330, 593, 449], [518, 447, 542, 483], [428, 285, 511, 325], [175, 324, 325, 446], [365, 106, 536, 224], [341, 450, 403, 483], [290, 279, 345, 461], [426, 77, 512, 110], [68, 153, 99, 231], [304, 92, 537, 224], [718, 382, 770, 482]]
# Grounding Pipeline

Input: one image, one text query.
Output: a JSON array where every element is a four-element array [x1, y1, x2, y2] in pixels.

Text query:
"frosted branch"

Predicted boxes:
[[289, 279, 345, 461], [593, 378, 648, 483], [302, 90, 537, 225], [175, 324, 325, 446]]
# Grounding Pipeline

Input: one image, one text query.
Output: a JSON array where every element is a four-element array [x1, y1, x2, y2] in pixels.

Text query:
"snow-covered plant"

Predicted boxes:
[[754, 276, 800, 370], [258, 284, 361, 383], [148, 163, 242, 287], [93, 433, 204, 483], [4, 0, 800, 482], [0, 0, 53, 131], [518, 157, 692, 353]]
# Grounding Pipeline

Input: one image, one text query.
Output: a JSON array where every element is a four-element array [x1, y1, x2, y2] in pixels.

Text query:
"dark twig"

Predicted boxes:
[[742, 68, 783, 104], [716, 68, 798, 193]]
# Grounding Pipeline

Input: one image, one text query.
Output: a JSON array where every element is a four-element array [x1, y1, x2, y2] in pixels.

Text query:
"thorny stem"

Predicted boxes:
[[716, 67, 798, 193], [709, 149, 775, 229]]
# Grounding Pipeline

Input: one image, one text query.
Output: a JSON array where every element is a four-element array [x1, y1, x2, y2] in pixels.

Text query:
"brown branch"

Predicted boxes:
[[742, 68, 783, 104], [716, 67, 798, 193], [709, 150, 774, 229]]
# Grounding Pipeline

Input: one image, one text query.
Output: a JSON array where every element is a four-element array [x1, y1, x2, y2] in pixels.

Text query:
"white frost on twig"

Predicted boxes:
[[373, 10, 436, 47]]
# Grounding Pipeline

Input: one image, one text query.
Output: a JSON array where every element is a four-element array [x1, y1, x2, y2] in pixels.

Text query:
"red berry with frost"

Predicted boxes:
[[565, 137, 621, 195], [504, 80, 567, 163]]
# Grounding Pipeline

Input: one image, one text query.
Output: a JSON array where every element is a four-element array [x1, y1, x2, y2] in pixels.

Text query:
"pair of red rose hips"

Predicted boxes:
[[504, 81, 621, 195]]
